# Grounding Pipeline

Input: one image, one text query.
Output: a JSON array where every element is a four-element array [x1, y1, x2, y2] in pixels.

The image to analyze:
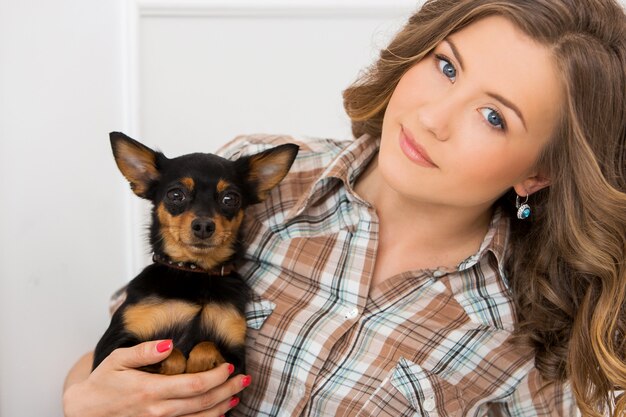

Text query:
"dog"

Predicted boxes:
[[92, 132, 298, 376]]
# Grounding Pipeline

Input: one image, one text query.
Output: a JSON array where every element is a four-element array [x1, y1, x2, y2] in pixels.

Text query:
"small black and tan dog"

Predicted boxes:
[[93, 132, 298, 376]]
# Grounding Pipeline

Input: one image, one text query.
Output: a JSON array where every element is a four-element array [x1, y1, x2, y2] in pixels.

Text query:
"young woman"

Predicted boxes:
[[63, 0, 626, 416]]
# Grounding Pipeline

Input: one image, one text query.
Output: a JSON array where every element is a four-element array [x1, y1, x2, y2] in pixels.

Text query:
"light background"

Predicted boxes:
[[0, 1, 415, 415], [2, 1, 624, 415]]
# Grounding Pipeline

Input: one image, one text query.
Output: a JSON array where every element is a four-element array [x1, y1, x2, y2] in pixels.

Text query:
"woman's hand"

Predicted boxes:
[[63, 340, 250, 417]]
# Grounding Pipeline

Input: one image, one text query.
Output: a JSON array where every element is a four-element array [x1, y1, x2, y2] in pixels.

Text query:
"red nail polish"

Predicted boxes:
[[228, 363, 235, 374], [156, 340, 172, 353], [241, 375, 252, 388], [229, 396, 240, 408]]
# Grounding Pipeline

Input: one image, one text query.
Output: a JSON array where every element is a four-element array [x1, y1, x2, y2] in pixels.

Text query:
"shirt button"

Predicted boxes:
[[432, 270, 446, 278], [344, 307, 359, 320], [423, 396, 436, 412]]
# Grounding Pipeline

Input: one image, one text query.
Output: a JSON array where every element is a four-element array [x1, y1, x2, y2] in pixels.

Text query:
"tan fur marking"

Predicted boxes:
[[216, 179, 230, 193], [123, 297, 201, 340], [115, 141, 158, 196], [157, 203, 241, 270], [186, 342, 226, 373], [248, 152, 294, 200], [180, 177, 195, 192], [215, 210, 244, 247], [201, 304, 246, 346], [157, 348, 187, 375]]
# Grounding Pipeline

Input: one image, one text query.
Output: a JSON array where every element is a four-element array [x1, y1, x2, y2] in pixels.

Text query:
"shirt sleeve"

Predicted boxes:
[[215, 133, 304, 160], [495, 368, 580, 416], [215, 135, 253, 159], [108, 284, 127, 316]]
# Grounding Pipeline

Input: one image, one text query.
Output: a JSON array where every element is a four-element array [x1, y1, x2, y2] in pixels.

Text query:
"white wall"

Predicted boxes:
[[0, 1, 413, 416], [0, 0, 127, 416]]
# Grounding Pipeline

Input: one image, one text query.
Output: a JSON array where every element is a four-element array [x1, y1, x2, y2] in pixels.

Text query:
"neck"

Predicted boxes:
[[152, 253, 235, 276], [354, 157, 493, 253]]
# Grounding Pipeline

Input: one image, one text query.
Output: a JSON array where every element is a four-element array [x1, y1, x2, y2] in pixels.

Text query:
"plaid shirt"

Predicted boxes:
[[111, 134, 579, 416]]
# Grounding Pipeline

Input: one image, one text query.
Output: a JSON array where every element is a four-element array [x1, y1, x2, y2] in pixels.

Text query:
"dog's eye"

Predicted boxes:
[[221, 191, 241, 209], [166, 188, 186, 203]]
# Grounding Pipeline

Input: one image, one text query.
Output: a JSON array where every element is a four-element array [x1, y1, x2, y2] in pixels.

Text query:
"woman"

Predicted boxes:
[[63, 0, 626, 415]]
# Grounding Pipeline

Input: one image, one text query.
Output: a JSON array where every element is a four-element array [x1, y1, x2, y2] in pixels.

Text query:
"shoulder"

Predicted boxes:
[[495, 368, 579, 416], [219, 133, 353, 225], [216, 133, 351, 166]]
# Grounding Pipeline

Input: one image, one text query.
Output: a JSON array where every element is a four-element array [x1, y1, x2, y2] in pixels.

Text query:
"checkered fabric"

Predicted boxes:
[[112, 134, 579, 416]]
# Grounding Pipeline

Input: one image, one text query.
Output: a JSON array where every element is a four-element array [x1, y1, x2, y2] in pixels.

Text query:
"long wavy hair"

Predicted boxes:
[[343, 1, 626, 415]]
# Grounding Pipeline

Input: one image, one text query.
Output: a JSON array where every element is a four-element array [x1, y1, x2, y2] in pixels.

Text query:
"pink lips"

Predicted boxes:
[[399, 127, 438, 168]]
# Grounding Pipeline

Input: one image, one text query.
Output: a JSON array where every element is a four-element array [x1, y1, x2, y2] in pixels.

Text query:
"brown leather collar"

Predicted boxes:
[[152, 254, 235, 276]]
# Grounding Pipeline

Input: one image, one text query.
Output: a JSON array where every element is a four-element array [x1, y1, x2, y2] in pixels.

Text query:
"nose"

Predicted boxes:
[[191, 217, 215, 239], [417, 97, 453, 141]]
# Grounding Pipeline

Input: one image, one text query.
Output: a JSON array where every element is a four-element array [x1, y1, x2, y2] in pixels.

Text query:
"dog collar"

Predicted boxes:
[[152, 253, 235, 276]]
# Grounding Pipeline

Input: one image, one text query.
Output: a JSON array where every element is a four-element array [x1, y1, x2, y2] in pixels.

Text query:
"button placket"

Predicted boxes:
[[344, 307, 359, 320]]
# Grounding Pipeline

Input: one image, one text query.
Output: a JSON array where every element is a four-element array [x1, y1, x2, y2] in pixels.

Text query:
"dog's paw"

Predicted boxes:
[[185, 342, 226, 373], [160, 348, 187, 374], [139, 347, 186, 375]]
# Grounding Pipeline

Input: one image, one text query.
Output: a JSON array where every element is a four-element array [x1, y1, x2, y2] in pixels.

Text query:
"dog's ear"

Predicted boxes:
[[237, 144, 299, 203], [110, 132, 161, 199]]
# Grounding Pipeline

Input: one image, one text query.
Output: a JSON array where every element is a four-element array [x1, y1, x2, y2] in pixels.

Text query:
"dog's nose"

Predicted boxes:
[[191, 218, 215, 239]]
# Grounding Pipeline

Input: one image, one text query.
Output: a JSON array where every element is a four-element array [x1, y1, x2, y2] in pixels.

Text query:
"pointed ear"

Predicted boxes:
[[238, 144, 299, 202], [513, 173, 551, 197], [109, 132, 161, 198]]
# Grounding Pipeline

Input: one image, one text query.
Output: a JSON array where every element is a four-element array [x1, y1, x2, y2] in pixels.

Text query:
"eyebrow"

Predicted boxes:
[[444, 39, 528, 131], [486, 92, 528, 131], [444, 39, 465, 71]]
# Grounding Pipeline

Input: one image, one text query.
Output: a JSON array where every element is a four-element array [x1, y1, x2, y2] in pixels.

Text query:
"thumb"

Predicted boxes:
[[106, 340, 174, 371]]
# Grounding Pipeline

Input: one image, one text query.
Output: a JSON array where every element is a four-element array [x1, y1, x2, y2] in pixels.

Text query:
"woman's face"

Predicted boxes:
[[379, 16, 562, 209]]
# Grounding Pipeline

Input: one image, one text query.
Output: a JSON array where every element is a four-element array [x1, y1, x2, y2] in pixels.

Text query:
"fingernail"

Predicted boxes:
[[227, 363, 235, 374], [241, 375, 252, 388], [156, 340, 172, 353], [229, 396, 240, 408]]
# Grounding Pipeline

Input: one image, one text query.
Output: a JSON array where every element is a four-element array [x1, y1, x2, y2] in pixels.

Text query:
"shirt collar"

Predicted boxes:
[[286, 134, 379, 220], [457, 208, 510, 272], [284, 134, 510, 280]]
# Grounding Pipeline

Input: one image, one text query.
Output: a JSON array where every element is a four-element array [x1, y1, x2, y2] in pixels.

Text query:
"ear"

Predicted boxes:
[[238, 144, 299, 202], [513, 173, 551, 197], [109, 132, 161, 198]]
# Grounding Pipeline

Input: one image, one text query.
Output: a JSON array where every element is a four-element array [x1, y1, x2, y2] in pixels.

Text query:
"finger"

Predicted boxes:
[[160, 362, 236, 399], [180, 396, 240, 417], [101, 340, 175, 371]]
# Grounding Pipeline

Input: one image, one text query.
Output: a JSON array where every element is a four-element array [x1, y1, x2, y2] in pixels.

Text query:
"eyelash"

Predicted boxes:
[[434, 53, 507, 133], [435, 54, 456, 82], [478, 108, 507, 132]]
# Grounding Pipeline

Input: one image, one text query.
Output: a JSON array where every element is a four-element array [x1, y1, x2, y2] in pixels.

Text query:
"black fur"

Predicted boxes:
[[93, 132, 298, 376], [93, 265, 249, 374]]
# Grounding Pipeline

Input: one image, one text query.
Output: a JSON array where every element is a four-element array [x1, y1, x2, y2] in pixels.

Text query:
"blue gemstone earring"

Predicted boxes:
[[516, 194, 531, 220]]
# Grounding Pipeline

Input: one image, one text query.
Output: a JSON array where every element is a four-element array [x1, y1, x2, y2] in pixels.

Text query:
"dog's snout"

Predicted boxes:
[[191, 218, 215, 239]]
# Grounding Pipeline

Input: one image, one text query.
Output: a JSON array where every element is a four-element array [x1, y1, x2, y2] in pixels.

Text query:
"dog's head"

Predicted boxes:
[[110, 132, 298, 270]]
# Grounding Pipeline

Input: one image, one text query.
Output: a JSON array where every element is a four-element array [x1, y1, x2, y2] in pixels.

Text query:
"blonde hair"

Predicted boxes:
[[343, 1, 626, 415]]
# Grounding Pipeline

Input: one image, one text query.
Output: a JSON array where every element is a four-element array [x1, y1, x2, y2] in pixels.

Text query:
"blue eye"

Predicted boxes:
[[479, 108, 506, 130], [436, 56, 456, 81]]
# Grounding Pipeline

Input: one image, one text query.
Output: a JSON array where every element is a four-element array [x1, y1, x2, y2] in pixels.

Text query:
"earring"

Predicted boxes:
[[516, 194, 531, 220]]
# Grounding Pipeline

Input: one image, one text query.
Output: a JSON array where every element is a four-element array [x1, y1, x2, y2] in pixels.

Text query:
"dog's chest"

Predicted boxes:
[[122, 297, 246, 348], [120, 264, 249, 349]]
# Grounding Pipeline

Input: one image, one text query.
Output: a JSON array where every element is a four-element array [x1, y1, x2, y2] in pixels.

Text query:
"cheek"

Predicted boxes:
[[157, 204, 195, 242], [385, 62, 438, 120], [214, 211, 244, 244], [450, 141, 540, 190]]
